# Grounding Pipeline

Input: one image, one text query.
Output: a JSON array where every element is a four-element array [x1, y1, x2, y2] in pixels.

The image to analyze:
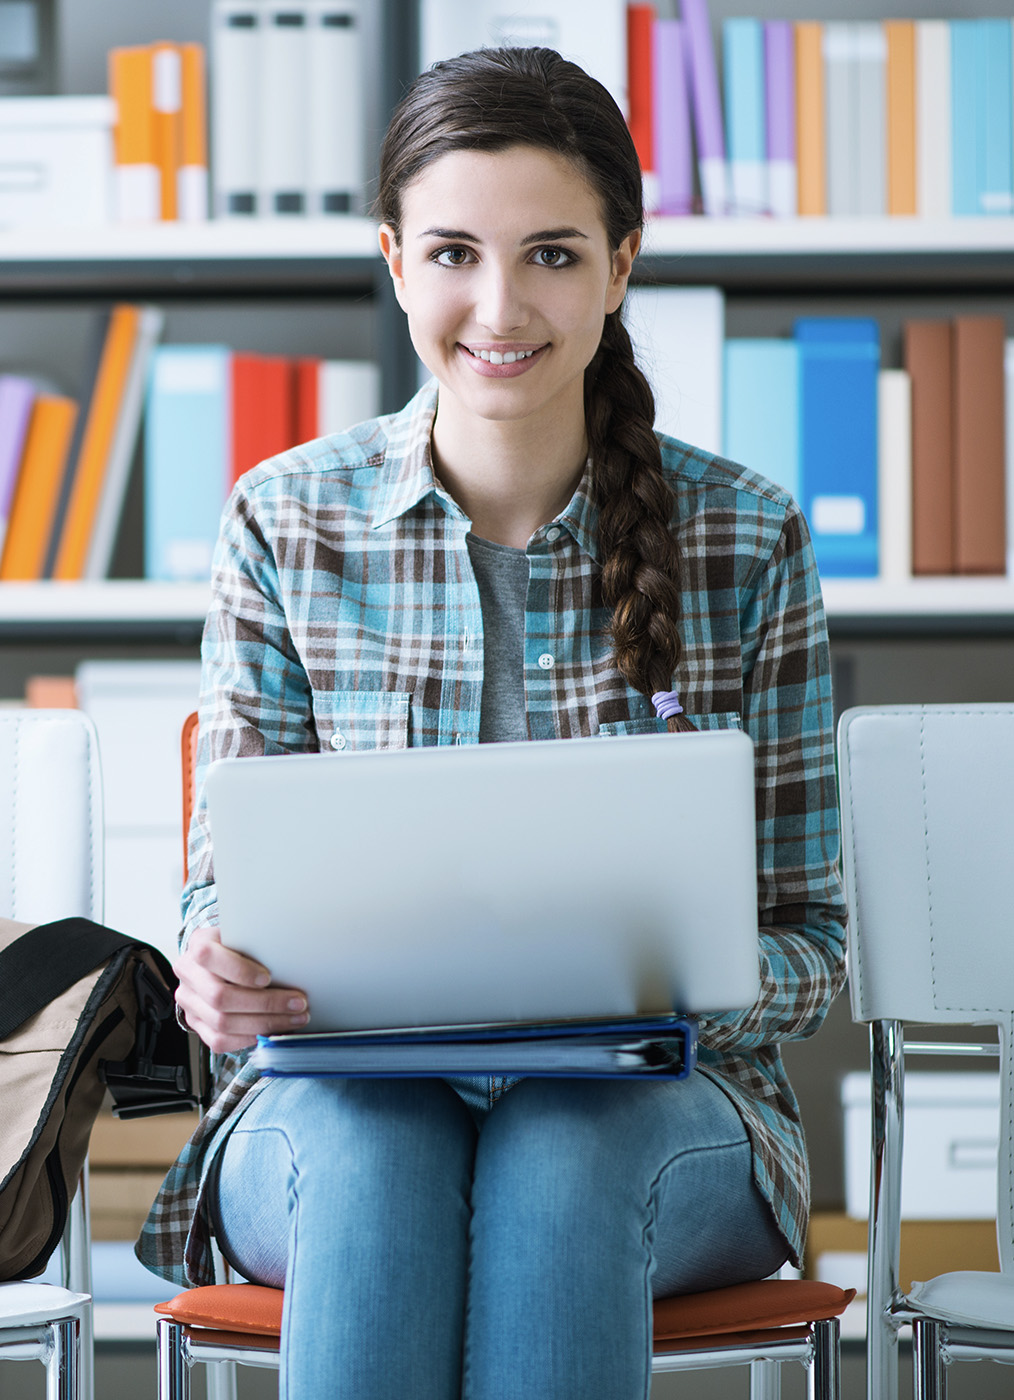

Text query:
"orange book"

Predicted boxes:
[[627, 5, 655, 178], [151, 42, 182, 221], [885, 21, 916, 217], [0, 396, 78, 580], [178, 43, 209, 221], [52, 306, 141, 581], [109, 46, 159, 223], [795, 22, 826, 216], [25, 676, 78, 708]]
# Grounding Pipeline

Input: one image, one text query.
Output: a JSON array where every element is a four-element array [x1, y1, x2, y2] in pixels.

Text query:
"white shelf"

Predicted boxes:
[[0, 218, 381, 263], [821, 577, 1014, 619], [642, 215, 1014, 259]]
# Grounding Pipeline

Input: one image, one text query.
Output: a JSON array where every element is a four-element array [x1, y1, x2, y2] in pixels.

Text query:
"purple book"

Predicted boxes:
[[654, 20, 694, 215], [680, 0, 727, 215], [0, 375, 35, 538], [764, 19, 797, 217]]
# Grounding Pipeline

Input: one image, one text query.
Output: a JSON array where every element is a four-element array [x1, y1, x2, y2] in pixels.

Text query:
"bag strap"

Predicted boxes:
[[0, 917, 138, 1038]]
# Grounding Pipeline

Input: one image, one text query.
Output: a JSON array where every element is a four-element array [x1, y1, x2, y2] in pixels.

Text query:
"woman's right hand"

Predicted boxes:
[[173, 925, 310, 1054]]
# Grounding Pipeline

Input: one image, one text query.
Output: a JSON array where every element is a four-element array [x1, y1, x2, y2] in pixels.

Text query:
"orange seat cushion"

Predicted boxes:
[[156, 1278, 854, 1344]]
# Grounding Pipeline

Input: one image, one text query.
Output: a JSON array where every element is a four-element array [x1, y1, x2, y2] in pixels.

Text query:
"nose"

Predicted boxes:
[[474, 263, 529, 335]]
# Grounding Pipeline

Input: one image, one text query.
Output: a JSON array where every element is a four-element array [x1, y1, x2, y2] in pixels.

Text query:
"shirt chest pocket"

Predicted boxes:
[[598, 711, 742, 737], [320, 691, 410, 752]]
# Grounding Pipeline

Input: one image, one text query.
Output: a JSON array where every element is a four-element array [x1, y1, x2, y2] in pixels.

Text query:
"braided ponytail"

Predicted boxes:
[[586, 313, 695, 733]]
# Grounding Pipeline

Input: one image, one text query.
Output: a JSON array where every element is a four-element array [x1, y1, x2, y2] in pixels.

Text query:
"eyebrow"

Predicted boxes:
[[417, 226, 591, 244]]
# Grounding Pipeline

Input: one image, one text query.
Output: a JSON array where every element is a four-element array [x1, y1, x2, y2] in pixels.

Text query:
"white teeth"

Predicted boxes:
[[472, 348, 536, 363]]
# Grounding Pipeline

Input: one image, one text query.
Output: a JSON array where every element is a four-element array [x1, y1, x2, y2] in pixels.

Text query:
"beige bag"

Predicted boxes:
[[0, 915, 197, 1280]]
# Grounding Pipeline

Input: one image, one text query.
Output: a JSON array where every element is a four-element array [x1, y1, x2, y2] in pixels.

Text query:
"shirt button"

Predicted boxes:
[[329, 731, 347, 751], [546, 527, 561, 542], [538, 653, 555, 670]]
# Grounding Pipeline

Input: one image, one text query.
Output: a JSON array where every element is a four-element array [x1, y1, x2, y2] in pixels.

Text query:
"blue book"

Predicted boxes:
[[144, 345, 231, 581], [723, 17, 766, 215], [950, 20, 983, 216], [983, 19, 1013, 215], [723, 339, 799, 500], [794, 319, 880, 579]]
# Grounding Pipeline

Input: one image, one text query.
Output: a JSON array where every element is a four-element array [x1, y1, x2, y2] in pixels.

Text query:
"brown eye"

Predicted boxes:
[[434, 246, 473, 266], [532, 246, 573, 268]]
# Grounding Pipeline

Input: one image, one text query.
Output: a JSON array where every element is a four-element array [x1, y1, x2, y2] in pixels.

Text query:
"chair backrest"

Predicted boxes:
[[837, 703, 1014, 1274], [0, 709, 103, 924]]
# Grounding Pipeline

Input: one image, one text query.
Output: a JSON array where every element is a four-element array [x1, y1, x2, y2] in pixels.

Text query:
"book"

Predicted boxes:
[[144, 345, 231, 581], [681, 0, 726, 216], [877, 369, 912, 583], [982, 19, 1013, 216], [795, 317, 880, 580], [916, 21, 951, 219], [230, 352, 294, 486], [178, 43, 209, 221], [627, 4, 656, 206], [151, 42, 181, 222], [0, 395, 78, 581], [855, 23, 886, 218], [723, 339, 799, 500], [723, 17, 766, 217], [108, 45, 159, 224], [259, 3, 308, 215], [295, 358, 381, 441], [0, 374, 36, 557], [307, 0, 365, 215], [764, 20, 796, 219], [625, 286, 724, 454], [904, 320, 953, 575], [952, 315, 1006, 575], [253, 1014, 698, 1079], [950, 19, 981, 217], [885, 20, 916, 217], [1007, 339, 1014, 577], [52, 304, 143, 580], [653, 18, 692, 217], [795, 21, 826, 215], [211, 0, 259, 216], [824, 23, 856, 219]]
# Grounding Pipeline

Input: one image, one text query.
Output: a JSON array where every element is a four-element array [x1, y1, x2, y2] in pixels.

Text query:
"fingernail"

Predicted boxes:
[[288, 996, 307, 1012], [255, 973, 270, 988], [291, 1012, 310, 1026]]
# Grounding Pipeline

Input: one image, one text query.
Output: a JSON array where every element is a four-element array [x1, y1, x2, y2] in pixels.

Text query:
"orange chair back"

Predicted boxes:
[[181, 710, 199, 883]]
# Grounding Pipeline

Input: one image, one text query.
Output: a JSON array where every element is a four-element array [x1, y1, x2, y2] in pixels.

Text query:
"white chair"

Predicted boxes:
[[838, 703, 1014, 1400], [0, 708, 103, 1400]]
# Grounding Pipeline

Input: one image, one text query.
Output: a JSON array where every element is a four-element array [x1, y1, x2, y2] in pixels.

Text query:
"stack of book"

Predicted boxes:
[[108, 43, 208, 223]]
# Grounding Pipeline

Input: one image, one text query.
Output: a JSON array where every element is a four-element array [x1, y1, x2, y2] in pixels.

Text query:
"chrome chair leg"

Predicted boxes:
[[809, 1318, 840, 1400], [157, 1317, 191, 1400], [749, 1357, 781, 1400], [46, 1316, 80, 1400], [912, 1319, 946, 1400], [207, 1360, 239, 1400]]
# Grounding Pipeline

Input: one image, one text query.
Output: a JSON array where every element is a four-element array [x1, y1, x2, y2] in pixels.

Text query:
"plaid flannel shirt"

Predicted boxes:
[[137, 382, 847, 1287]]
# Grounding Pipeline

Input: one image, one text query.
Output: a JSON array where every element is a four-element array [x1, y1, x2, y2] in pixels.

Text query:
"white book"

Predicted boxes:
[[419, 0, 627, 116], [855, 23, 886, 218], [824, 23, 857, 218], [767, 162, 797, 221], [1006, 340, 1014, 577], [307, 0, 365, 215], [877, 369, 912, 583], [258, 2, 309, 214], [319, 360, 381, 436], [916, 20, 951, 219], [624, 286, 724, 455], [211, 0, 260, 216]]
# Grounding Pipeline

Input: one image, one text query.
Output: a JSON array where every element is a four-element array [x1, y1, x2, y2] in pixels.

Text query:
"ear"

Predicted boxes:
[[378, 224, 407, 310], [605, 230, 641, 315]]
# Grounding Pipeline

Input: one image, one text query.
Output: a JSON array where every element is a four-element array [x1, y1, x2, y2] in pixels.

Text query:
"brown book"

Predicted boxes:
[[904, 321, 953, 574], [952, 315, 1007, 574]]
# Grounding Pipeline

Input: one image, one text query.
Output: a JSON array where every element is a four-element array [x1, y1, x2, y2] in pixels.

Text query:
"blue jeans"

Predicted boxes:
[[210, 1071, 788, 1400]]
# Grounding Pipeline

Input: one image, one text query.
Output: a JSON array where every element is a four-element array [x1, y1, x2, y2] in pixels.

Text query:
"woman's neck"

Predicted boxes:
[[430, 398, 588, 550]]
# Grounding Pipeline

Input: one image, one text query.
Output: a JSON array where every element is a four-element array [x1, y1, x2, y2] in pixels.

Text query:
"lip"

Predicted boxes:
[[458, 343, 548, 378]]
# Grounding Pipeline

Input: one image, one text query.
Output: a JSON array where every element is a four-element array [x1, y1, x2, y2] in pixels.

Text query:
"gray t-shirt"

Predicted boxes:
[[466, 533, 530, 744]]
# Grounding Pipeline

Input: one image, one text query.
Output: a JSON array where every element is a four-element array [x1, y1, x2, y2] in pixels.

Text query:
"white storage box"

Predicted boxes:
[[843, 1070, 999, 1220], [0, 95, 114, 228]]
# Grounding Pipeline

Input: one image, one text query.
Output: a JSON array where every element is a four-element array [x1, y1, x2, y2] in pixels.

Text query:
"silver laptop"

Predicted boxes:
[[204, 730, 760, 1032]]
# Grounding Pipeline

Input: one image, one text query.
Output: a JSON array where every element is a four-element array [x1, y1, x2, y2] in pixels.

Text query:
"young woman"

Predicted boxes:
[[139, 46, 847, 1400]]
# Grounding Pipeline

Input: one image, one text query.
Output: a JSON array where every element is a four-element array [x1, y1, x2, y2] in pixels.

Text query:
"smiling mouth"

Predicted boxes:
[[463, 346, 542, 365]]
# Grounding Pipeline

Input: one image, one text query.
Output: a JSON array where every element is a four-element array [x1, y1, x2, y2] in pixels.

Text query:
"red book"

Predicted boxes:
[[295, 357, 320, 443], [230, 354, 295, 487], [627, 5, 656, 177]]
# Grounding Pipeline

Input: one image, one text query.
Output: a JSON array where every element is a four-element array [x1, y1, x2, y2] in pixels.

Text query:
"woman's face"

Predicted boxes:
[[379, 145, 639, 433]]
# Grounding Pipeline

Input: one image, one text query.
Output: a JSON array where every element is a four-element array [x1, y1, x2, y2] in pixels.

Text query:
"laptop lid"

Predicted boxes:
[[204, 730, 761, 1032]]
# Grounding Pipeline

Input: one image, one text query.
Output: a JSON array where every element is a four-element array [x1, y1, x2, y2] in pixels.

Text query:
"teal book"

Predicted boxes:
[[723, 17, 766, 215], [144, 345, 231, 582], [722, 339, 799, 500], [795, 318, 880, 579], [983, 19, 1013, 215], [950, 20, 983, 216]]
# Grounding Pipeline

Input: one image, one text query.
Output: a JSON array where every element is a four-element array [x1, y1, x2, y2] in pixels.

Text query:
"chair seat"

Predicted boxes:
[[907, 1271, 1014, 1331], [0, 1282, 90, 1327], [156, 1277, 855, 1345]]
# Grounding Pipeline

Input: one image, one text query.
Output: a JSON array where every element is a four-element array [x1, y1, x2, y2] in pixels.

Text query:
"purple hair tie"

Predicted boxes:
[[652, 690, 684, 722]]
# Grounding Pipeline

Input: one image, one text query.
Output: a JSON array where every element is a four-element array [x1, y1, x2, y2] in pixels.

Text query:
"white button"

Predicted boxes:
[[538, 653, 555, 670], [546, 527, 561, 542], [329, 731, 347, 751]]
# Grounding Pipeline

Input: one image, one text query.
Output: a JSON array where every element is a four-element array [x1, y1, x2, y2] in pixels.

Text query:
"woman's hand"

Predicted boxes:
[[173, 925, 310, 1054]]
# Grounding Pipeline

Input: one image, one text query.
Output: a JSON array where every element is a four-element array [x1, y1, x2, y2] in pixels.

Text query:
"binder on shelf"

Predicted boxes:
[[982, 19, 1013, 216], [626, 286, 724, 456], [952, 315, 1006, 576], [151, 42, 181, 222], [904, 319, 953, 576], [885, 20, 916, 217], [230, 352, 294, 486], [627, 4, 656, 209], [259, 3, 308, 215], [723, 339, 799, 501], [653, 18, 692, 217], [307, 0, 364, 215], [682, 0, 726, 216], [211, 0, 260, 216], [253, 1014, 698, 1079], [878, 369, 913, 583], [795, 317, 879, 580], [764, 20, 796, 219], [144, 345, 231, 583], [178, 43, 209, 221], [950, 19, 981, 217], [823, 23, 855, 218], [723, 17, 766, 217], [0, 375, 36, 556], [109, 45, 159, 224], [916, 20, 951, 219], [855, 22, 886, 218], [0, 395, 78, 581], [296, 359, 381, 441], [795, 21, 825, 216]]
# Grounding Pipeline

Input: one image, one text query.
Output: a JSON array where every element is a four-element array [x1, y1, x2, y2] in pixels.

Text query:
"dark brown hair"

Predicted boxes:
[[376, 46, 693, 732]]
